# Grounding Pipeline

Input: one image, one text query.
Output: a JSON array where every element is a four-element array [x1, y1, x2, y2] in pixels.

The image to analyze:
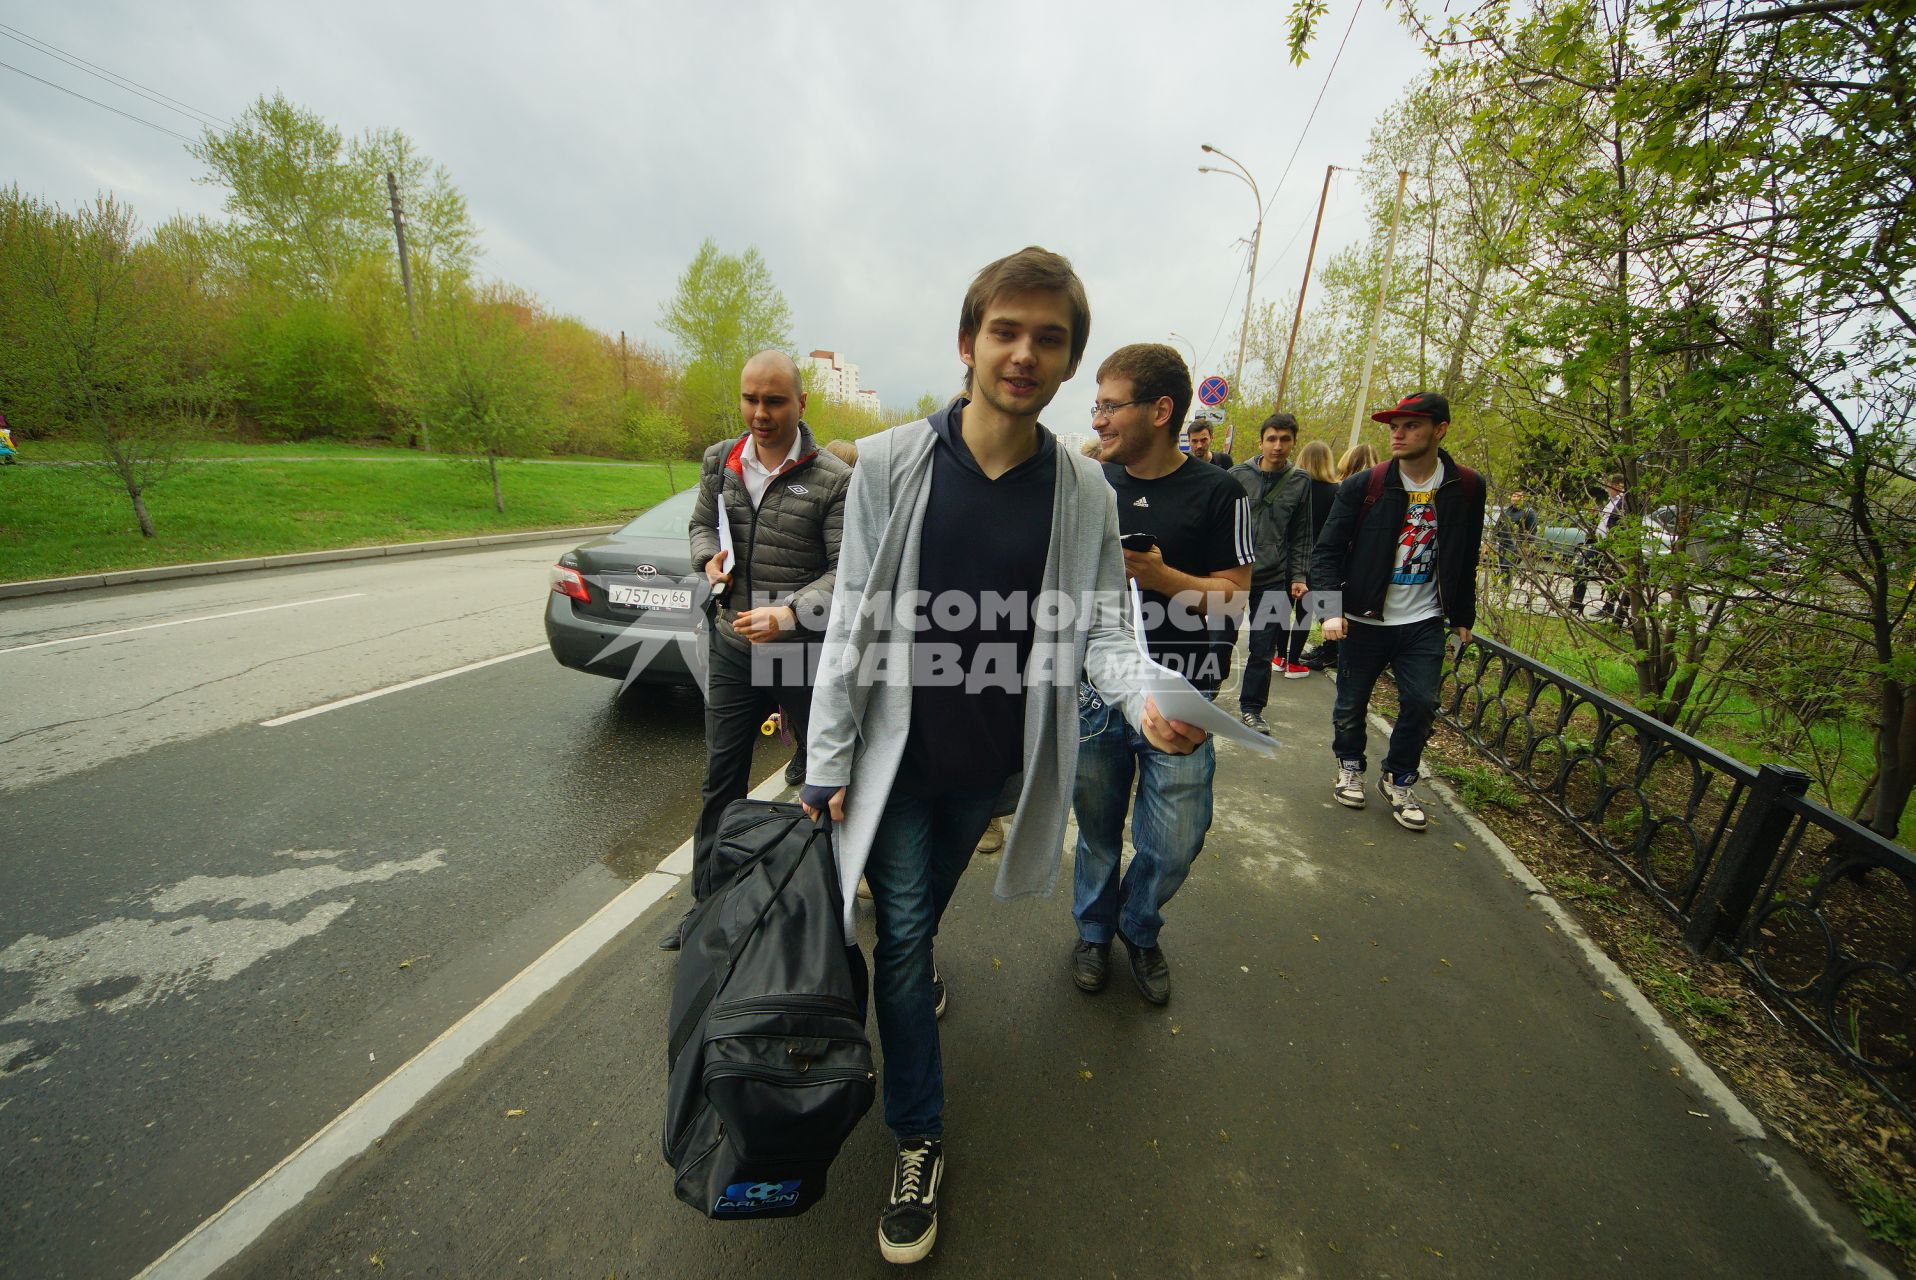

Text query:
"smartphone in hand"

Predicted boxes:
[[1119, 532, 1158, 553]]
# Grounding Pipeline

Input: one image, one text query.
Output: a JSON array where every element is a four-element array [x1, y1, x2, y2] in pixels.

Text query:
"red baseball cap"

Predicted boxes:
[[1371, 391, 1450, 425]]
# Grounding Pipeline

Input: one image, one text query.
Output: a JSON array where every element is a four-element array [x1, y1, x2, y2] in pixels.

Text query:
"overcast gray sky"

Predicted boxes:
[[2, 1, 1424, 416]]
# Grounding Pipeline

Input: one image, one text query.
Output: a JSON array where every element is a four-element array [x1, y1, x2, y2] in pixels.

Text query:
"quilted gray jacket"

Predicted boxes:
[[688, 424, 852, 651]]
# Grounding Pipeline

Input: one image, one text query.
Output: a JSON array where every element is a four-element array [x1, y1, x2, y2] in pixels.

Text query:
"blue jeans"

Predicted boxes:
[[864, 784, 1000, 1139], [1330, 617, 1446, 780], [1071, 684, 1216, 949]]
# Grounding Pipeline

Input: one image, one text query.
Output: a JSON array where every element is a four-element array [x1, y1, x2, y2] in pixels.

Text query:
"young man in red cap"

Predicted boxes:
[[1309, 392, 1483, 830]]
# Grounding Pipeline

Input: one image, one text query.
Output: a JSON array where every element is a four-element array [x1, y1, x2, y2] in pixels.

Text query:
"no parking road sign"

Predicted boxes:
[[1196, 376, 1229, 407]]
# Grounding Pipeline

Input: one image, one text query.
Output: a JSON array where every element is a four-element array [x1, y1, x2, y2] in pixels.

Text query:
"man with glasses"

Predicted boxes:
[[1072, 343, 1252, 1005], [1311, 392, 1483, 831]]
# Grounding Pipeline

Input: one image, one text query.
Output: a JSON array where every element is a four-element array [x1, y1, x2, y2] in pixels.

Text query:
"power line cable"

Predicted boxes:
[[1199, 240, 1252, 374], [0, 22, 228, 126], [1262, 0, 1365, 226], [0, 59, 199, 144]]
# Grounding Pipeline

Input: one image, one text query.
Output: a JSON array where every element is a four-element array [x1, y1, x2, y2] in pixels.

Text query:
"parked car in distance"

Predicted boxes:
[[545, 487, 703, 691]]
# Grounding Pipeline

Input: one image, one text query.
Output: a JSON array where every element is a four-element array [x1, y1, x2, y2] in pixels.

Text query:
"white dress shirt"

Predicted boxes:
[[741, 432, 803, 507]]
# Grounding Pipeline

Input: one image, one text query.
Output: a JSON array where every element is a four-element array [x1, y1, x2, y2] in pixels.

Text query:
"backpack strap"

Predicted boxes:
[[1359, 461, 1391, 523]]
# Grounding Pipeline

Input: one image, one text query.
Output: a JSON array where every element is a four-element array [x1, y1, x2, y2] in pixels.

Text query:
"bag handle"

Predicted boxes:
[[665, 812, 833, 1065]]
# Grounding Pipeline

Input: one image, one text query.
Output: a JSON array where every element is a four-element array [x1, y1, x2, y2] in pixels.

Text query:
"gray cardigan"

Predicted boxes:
[[806, 418, 1152, 933]]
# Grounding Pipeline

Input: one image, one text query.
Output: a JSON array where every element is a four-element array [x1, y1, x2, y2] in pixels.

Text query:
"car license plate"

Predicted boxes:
[[608, 584, 692, 610]]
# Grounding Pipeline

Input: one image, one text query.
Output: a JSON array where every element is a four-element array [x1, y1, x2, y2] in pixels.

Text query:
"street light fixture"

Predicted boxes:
[[1167, 331, 1197, 369], [1198, 144, 1263, 451]]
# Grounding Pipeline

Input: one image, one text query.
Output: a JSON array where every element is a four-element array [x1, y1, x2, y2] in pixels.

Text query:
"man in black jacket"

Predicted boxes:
[[1310, 392, 1483, 831], [663, 350, 851, 949]]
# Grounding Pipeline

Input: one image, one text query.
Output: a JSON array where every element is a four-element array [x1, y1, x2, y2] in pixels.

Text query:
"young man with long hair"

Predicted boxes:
[[801, 248, 1204, 1265]]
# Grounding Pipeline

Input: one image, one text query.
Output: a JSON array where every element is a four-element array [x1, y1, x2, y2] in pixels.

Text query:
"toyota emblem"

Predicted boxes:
[[633, 563, 659, 576]]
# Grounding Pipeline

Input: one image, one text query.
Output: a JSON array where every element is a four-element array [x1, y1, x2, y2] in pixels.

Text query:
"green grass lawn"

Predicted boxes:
[[13, 438, 680, 466], [0, 448, 684, 582]]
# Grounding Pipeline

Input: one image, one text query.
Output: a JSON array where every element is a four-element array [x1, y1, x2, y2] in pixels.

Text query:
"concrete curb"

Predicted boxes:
[[0, 526, 623, 603], [1394, 712, 1896, 1279]]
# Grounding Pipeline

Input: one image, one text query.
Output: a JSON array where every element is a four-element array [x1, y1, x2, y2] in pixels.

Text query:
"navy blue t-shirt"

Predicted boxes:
[[896, 402, 1057, 796]]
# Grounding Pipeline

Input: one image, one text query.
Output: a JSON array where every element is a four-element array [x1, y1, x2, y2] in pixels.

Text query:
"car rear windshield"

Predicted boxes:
[[617, 488, 699, 537]]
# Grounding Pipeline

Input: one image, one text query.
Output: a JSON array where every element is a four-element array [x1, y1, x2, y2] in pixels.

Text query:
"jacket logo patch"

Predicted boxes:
[[788, 484, 809, 495]]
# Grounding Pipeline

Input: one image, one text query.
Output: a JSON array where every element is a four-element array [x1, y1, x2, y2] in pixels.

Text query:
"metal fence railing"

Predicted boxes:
[[1442, 634, 1914, 1121]]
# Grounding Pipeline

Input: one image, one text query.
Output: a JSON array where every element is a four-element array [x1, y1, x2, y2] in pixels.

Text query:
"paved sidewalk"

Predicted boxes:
[[219, 670, 1888, 1278]]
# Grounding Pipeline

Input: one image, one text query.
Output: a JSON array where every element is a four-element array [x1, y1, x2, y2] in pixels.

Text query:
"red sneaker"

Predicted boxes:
[[1282, 662, 1312, 679]]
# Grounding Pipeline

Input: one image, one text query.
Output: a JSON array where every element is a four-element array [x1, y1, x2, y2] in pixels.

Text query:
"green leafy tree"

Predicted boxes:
[[389, 278, 559, 513], [191, 93, 475, 299], [3, 191, 224, 536], [623, 399, 689, 490], [225, 295, 382, 440], [659, 239, 792, 443]]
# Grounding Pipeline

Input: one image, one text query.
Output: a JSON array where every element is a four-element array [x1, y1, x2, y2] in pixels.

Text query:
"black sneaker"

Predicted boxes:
[[1072, 939, 1111, 993], [879, 1137, 943, 1264], [1240, 709, 1270, 735], [784, 753, 805, 787], [931, 965, 947, 1021], [1119, 932, 1170, 1005]]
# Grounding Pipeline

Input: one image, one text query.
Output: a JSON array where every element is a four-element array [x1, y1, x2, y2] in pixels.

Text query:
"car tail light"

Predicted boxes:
[[550, 564, 590, 603]]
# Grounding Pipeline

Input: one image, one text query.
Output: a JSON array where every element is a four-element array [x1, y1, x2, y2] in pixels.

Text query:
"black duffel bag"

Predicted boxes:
[[663, 799, 874, 1219]]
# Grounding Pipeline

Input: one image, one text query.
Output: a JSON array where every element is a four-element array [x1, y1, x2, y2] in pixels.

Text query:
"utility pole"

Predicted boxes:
[[1276, 164, 1336, 412], [1348, 169, 1411, 450], [620, 330, 630, 396], [386, 170, 426, 452], [1417, 140, 1440, 387]]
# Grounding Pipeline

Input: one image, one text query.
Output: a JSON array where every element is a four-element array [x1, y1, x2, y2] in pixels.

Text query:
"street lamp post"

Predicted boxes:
[[1167, 331, 1198, 370], [1199, 144, 1263, 453]]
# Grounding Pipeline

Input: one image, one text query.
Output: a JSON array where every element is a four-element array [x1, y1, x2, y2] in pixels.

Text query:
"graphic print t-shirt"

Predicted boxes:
[[1379, 459, 1444, 625], [1104, 457, 1254, 693]]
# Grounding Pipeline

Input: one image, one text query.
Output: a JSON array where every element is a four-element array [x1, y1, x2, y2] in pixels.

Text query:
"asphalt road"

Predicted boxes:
[[0, 543, 777, 1279], [218, 675, 1881, 1278]]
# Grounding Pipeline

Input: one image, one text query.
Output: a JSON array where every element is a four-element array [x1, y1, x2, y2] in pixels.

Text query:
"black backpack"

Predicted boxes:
[[662, 800, 874, 1219]]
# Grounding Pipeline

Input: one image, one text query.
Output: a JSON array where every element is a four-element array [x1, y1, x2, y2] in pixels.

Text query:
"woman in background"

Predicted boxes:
[[1288, 440, 1340, 672]]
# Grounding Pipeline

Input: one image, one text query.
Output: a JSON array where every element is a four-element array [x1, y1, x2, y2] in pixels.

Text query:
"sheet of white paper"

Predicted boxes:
[[1128, 580, 1277, 756], [714, 492, 737, 573]]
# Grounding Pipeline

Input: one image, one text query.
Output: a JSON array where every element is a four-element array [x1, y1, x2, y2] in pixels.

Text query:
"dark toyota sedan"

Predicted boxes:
[[545, 486, 706, 690]]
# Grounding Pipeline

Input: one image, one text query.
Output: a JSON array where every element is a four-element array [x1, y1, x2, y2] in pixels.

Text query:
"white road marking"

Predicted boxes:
[[137, 767, 791, 1280], [1, 905, 354, 1026], [0, 849, 448, 1027], [260, 646, 547, 726], [0, 594, 366, 656]]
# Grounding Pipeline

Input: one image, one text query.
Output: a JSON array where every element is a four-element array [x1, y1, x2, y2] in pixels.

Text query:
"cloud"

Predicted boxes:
[[5, 0, 1426, 416]]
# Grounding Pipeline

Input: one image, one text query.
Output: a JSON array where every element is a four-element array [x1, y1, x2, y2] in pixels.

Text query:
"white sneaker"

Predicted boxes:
[[1378, 775, 1428, 831], [1333, 761, 1365, 808]]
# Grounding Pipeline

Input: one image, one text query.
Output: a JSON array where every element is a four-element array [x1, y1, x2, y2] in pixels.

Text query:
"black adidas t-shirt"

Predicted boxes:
[[1104, 457, 1254, 694]]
